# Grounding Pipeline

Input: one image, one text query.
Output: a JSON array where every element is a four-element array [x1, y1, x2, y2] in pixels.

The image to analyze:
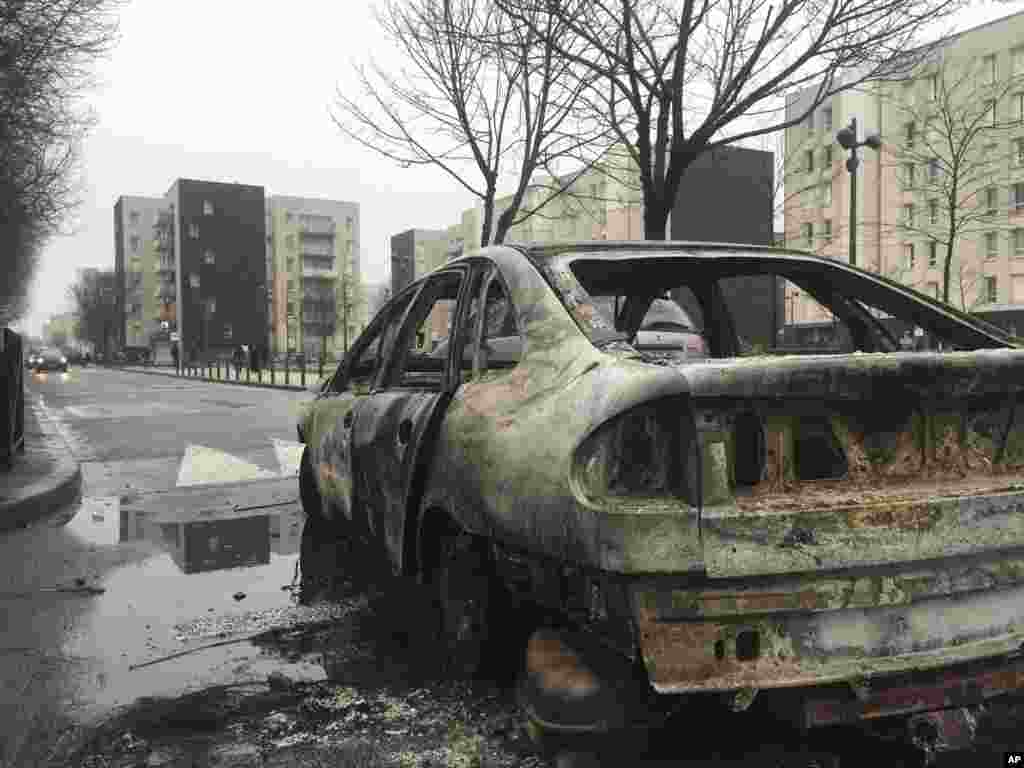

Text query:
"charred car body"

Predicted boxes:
[[297, 242, 1024, 756]]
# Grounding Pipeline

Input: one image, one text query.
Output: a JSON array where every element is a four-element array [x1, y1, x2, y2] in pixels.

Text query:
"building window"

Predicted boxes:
[[824, 145, 833, 165], [927, 281, 939, 299], [286, 234, 295, 250], [905, 243, 915, 268], [129, 210, 140, 225], [1016, 182, 1024, 211], [903, 203, 915, 226], [927, 74, 938, 101], [903, 163, 915, 187], [986, 186, 999, 215], [928, 158, 940, 179], [802, 222, 813, 247], [823, 106, 833, 132], [1014, 228, 1024, 256], [224, 324, 233, 340], [287, 301, 295, 316], [805, 150, 814, 173], [822, 182, 832, 206], [823, 219, 832, 242], [189, 222, 199, 239], [189, 272, 200, 289], [985, 231, 999, 259], [203, 200, 214, 216], [929, 199, 938, 224], [983, 54, 997, 84], [129, 234, 140, 254], [928, 240, 938, 267], [905, 121, 915, 147], [203, 249, 215, 265], [985, 275, 998, 303], [207, 297, 216, 314]]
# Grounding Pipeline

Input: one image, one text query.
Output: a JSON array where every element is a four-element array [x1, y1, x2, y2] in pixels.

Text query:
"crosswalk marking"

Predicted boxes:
[[176, 444, 277, 487]]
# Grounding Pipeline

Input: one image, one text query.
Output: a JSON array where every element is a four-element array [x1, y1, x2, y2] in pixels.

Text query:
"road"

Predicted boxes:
[[1, 366, 322, 766]]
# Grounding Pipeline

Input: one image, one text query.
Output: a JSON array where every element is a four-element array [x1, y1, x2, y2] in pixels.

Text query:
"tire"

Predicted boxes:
[[428, 525, 511, 680]]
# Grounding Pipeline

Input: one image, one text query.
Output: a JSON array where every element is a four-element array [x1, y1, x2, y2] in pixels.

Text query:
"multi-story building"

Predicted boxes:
[[164, 179, 268, 363], [114, 196, 165, 350], [783, 9, 1024, 330], [266, 196, 363, 359]]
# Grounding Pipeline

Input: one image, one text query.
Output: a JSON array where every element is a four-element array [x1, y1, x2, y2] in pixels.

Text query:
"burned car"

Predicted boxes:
[[297, 241, 1024, 757]]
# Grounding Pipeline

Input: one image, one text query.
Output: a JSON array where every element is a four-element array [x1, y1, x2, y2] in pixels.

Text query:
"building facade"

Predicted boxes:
[[783, 9, 1024, 329], [166, 180, 268, 363], [266, 196, 363, 359], [114, 196, 165, 350]]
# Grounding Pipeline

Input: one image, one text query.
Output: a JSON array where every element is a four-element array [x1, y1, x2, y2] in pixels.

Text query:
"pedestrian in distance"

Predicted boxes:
[[171, 342, 179, 373], [233, 345, 244, 379]]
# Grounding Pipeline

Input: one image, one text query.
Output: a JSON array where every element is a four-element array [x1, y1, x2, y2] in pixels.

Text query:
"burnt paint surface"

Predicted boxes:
[[301, 243, 1024, 702]]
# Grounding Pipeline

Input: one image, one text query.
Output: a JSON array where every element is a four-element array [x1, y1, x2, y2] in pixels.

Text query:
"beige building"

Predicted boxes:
[[783, 9, 1024, 324], [447, 146, 645, 257], [266, 196, 365, 359], [114, 196, 166, 348]]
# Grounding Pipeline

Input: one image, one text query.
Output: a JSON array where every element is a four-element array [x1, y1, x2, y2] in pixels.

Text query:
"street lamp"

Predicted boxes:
[[835, 117, 881, 268]]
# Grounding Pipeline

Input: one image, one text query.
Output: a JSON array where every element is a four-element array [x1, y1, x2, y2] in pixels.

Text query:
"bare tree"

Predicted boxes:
[[0, 0, 120, 325], [497, 0, 966, 240], [66, 269, 118, 356], [884, 58, 1024, 304], [332, 0, 608, 247]]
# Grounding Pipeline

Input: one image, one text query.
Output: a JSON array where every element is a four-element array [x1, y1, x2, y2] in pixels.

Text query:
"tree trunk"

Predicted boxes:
[[643, 197, 670, 241]]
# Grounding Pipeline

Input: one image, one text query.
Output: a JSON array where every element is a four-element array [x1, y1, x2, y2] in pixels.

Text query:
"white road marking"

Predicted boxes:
[[68, 496, 121, 546], [62, 402, 202, 420], [272, 439, 304, 478], [176, 444, 277, 487]]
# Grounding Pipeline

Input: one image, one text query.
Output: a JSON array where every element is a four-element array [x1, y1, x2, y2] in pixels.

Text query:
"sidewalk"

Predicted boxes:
[[0, 396, 81, 533], [101, 362, 333, 392]]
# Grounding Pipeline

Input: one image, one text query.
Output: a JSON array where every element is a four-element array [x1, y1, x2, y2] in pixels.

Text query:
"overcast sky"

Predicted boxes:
[[12, 0, 1024, 339]]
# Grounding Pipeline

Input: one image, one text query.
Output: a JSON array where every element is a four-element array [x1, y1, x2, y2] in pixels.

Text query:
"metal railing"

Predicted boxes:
[[1, 328, 25, 467]]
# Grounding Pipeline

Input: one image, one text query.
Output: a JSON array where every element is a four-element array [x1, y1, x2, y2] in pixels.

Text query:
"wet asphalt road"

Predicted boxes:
[[1, 367, 325, 766]]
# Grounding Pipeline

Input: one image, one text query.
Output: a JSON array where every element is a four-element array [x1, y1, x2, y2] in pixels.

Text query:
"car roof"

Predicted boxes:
[[441, 240, 1013, 349]]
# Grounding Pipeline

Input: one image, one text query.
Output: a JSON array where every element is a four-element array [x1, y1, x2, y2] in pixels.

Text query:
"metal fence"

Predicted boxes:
[[1, 328, 25, 467]]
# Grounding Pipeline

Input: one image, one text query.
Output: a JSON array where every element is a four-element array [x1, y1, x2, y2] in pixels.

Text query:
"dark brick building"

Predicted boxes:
[[167, 179, 267, 362], [670, 145, 781, 349]]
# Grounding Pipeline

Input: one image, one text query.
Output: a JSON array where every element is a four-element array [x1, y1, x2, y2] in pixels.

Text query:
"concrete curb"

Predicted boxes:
[[0, 399, 82, 533], [96, 364, 328, 393]]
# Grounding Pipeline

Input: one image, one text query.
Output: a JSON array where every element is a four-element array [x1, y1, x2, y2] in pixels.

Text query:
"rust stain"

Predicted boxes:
[[846, 503, 935, 530], [525, 630, 600, 696]]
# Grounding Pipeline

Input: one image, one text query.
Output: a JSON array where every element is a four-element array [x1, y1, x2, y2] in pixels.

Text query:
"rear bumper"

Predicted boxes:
[[631, 552, 1024, 694]]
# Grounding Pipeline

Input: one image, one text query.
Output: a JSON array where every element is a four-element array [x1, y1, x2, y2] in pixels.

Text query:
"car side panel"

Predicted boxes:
[[303, 393, 358, 523], [351, 390, 447, 573]]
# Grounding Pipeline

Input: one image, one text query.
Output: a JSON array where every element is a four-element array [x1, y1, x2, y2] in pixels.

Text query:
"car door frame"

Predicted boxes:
[[348, 263, 476, 575], [306, 284, 421, 527]]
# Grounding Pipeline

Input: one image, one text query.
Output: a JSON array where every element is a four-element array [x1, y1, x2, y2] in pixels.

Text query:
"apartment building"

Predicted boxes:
[[266, 196, 363, 359], [114, 196, 165, 350], [783, 9, 1024, 329]]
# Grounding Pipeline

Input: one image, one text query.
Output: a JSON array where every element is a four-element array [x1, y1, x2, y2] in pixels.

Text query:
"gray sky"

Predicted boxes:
[[13, 0, 1024, 339]]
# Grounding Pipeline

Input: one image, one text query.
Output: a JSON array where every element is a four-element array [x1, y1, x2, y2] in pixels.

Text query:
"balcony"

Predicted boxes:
[[302, 266, 335, 280], [299, 217, 335, 237]]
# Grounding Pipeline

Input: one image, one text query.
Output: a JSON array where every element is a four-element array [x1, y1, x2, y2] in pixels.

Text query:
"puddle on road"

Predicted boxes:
[[53, 493, 349, 724]]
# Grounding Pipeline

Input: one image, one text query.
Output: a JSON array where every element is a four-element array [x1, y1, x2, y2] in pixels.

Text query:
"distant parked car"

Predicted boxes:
[[121, 346, 151, 364], [25, 349, 42, 369], [32, 348, 68, 373]]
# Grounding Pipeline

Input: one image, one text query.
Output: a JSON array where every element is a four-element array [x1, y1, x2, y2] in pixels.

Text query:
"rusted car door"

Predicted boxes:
[[307, 289, 416, 526], [349, 267, 472, 573]]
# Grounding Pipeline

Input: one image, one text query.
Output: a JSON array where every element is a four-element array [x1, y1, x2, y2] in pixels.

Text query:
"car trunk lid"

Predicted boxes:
[[673, 348, 1024, 578]]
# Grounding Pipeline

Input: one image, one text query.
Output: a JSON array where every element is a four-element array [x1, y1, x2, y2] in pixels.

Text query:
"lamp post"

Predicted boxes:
[[835, 117, 881, 268]]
